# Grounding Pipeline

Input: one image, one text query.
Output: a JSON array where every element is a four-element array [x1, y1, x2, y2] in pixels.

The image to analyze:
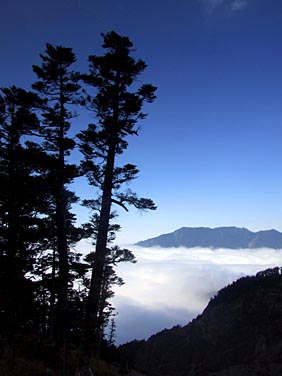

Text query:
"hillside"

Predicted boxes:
[[120, 267, 282, 376], [136, 226, 282, 249]]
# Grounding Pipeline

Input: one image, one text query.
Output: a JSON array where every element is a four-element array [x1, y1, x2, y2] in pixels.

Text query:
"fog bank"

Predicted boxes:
[[112, 246, 282, 344]]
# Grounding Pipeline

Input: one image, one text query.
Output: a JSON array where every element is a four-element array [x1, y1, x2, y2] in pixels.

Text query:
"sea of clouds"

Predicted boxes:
[[111, 246, 282, 344]]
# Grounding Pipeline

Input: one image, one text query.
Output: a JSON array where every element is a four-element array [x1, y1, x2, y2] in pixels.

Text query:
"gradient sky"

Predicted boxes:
[[1, 0, 282, 244]]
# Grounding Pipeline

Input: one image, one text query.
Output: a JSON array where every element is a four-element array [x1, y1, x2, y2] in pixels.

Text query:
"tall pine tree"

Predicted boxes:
[[32, 43, 81, 375], [0, 86, 44, 359], [76, 31, 157, 376]]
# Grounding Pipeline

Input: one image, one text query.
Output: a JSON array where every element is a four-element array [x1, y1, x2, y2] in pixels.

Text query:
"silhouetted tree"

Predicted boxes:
[[108, 318, 116, 347], [32, 43, 81, 375], [76, 31, 157, 376], [0, 86, 44, 358], [83, 244, 136, 354]]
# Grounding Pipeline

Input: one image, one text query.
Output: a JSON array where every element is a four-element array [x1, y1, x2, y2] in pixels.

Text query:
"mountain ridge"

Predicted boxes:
[[136, 226, 282, 249], [120, 267, 282, 375]]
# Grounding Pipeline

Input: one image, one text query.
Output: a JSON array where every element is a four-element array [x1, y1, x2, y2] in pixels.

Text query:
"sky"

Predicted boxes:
[[1, 0, 282, 244], [2, 0, 282, 343]]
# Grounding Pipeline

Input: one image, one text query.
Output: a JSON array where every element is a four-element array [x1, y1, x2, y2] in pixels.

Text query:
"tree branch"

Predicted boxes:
[[111, 198, 129, 211]]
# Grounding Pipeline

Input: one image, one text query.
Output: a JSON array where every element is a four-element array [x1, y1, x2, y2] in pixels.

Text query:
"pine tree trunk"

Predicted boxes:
[[76, 142, 116, 375], [55, 189, 69, 375], [6, 128, 20, 360], [54, 98, 69, 376]]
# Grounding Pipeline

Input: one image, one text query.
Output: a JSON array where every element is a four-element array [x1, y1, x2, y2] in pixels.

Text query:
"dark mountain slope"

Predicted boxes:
[[136, 226, 282, 249], [120, 267, 282, 376]]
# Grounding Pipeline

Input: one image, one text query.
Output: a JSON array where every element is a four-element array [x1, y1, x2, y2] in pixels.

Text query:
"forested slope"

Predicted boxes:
[[120, 267, 282, 376]]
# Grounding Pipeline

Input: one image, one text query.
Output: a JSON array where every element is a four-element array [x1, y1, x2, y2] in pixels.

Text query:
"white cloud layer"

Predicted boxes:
[[230, 0, 248, 11], [112, 246, 282, 344], [200, 0, 248, 13]]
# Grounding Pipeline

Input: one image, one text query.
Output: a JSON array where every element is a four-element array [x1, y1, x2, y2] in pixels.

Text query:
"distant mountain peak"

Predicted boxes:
[[136, 226, 282, 249]]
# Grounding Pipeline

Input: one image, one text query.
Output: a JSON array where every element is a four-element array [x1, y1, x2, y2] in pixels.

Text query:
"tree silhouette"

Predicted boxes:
[[83, 244, 136, 354], [0, 33, 156, 375], [76, 31, 157, 375], [0, 86, 45, 359], [32, 43, 81, 375]]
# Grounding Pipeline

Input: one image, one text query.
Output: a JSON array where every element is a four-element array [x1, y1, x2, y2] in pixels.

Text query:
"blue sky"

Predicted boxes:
[[1, 0, 282, 244]]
